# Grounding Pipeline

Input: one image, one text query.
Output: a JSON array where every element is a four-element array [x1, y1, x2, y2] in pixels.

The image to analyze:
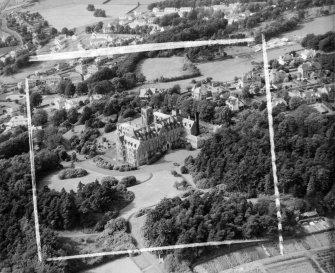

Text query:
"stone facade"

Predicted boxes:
[[116, 107, 200, 166]]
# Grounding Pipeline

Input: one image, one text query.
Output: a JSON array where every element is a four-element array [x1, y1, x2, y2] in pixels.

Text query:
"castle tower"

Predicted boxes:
[[141, 107, 153, 126]]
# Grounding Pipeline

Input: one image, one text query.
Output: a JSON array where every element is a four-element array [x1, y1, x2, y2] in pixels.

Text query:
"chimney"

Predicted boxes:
[[195, 112, 200, 136]]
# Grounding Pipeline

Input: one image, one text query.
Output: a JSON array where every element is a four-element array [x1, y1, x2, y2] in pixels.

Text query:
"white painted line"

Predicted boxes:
[[46, 239, 264, 261], [25, 78, 43, 262], [30, 38, 254, 61], [261, 34, 284, 256]]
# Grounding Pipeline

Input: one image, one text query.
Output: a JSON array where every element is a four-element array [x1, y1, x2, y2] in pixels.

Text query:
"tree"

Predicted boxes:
[[51, 109, 67, 126], [67, 108, 79, 124], [57, 79, 71, 94], [87, 4, 95, 11], [85, 26, 92, 33], [61, 27, 68, 35], [30, 92, 42, 108], [65, 82, 76, 97], [289, 96, 305, 110], [32, 109, 48, 126], [94, 9, 106, 17], [76, 82, 88, 95]]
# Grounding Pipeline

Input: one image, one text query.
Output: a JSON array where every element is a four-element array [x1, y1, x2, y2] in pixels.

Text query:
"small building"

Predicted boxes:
[[278, 53, 293, 66], [304, 90, 318, 105], [192, 85, 208, 100], [54, 97, 76, 110], [139, 87, 156, 99], [272, 97, 287, 108], [300, 49, 316, 60], [164, 7, 178, 14], [226, 95, 243, 111]]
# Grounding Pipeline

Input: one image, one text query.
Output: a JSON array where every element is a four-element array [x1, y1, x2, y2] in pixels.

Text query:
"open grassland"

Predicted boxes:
[[139, 56, 197, 82]]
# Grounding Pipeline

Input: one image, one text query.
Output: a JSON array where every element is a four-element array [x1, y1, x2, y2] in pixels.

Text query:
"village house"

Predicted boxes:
[[139, 87, 157, 99], [192, 85, 208, 100], [54, 97, 76, 110], [164, 7, 178, 14], [272, 97, 287, 108], [178, 7, 193, 16], [300, 49, 316, 60], [226, 95, 244, 111], [304, 90, 318, 105], [278, 53, 294, 66]]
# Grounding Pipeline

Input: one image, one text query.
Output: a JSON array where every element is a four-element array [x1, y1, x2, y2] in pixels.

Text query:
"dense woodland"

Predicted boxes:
[[184, 105, 335, 215], [143, 192, 298, 267]]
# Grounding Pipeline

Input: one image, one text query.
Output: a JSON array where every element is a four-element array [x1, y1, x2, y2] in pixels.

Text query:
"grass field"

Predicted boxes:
[[24, 0, 158, 30], [139, 56, 197, 82]]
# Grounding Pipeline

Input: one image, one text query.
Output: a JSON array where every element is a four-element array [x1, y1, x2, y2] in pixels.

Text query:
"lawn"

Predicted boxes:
[[139, 56, 198, 82]]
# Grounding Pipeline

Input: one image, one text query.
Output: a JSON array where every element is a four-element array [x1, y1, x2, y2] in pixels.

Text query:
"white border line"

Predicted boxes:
[[26, 36, 285, 262], [262, 34, 284, 255], [46, 239, 267, 261], [25, 78, 43, 262], [30, 38, 254, 61]]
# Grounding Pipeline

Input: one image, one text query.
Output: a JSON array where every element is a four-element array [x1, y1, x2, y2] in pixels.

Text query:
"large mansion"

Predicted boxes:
[[116, 107, 207, 166]]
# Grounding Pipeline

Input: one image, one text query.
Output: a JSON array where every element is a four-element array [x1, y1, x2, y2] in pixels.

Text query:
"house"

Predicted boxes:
[[269, 69, 286, 84], [129, 19, 147, 29], [152, 7, 161, 13], [164, 7, 178, 14], [178, 7, 192, 16], [139, 87, 157, 99], [192, 85, 208, 100], [44, 74, 62, 87], [116, 107, 201, 166], [298, 62, 312, 79], [304, 90, 318, 105], [300, 49, 316, 60], [278, 53, 293, 65], [226, 95, 243, 111], [272, 97, 287, 108], [54, 97, 76, 110], [89, 94, 103, 102], [6, 115, 27, 128]]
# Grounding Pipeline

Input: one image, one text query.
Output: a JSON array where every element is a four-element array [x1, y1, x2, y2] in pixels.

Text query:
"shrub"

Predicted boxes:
[[104, 217, 127, 234], [93, 156, 113, 170], [119, 176, 137, 187], [101, 176, 118, 186], [58, 168, 88, 179], [180, 166, 188, 174], [171, 170, 181, 177], [104, 122, 116, 133]]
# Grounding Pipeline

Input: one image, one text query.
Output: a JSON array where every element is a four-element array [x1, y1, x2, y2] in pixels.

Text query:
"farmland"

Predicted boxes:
[[193, 231, 335, 273]]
